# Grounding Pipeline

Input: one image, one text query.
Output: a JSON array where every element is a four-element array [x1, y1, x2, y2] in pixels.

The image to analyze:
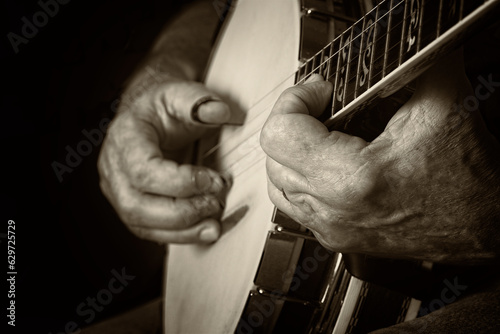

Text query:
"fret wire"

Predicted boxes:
[[365, 1, 432, 83], [330, 1, 400, 102], [302, 0, 405, 79], [326, 42, 338, 83], [459, 0, 464, 20], [367, 5, 431, 84], [331, 32, 345, 114], [296, 0, 484, 117], [387, 0, 407, 75], [402, 0, 420, 62], [416, 0, 424, 52], [327, 41, 339, 124], [316, 51, 323, 74], [418, 0, 442, 51], [328, 41, 336, 82], [304, 0, 399, 75], [325, 49, 331, 80], [369, 5, 390, 85], [312, 1, 412, 95], [297, 62, 306, 83], [305, 60, 312, 78], [437, 0, 444, 37], [382, 0, 394, 78], [202, 0, 487, 166], [345, 18, 366, 104], [301, 0, 479, 90], [462, 0, 481, 18], [320, 48, 326, 76], [342, 28, 354, 108], [354, 16, 368, 99], [312, 53, 318, 72], [367, 5, 379, 87], [440, 0, 462, 36], [398, 0, 409, 66]]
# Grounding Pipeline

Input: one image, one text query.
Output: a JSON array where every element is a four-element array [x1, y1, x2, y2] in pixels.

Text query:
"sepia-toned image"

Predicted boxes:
[[3, 0, 500, 333]]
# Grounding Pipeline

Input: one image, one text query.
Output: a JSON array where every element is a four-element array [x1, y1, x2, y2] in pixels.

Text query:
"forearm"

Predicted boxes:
[[149, 0, 220, 80], [123, 0, 220, 104]]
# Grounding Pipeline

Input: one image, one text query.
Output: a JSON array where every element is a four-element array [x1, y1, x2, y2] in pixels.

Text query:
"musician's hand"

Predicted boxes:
[[98, 74, 231, 244], [261, 52, 500, 264]]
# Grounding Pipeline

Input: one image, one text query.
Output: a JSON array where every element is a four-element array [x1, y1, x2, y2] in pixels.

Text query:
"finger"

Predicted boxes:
[[261, 76, 367, 172], [266, 157, 311, 195], [110, 114, 229, 197], [268, 179, 353, 252], [126, 157, 228, 197], [130, 218, 221, 244], [119, 191, 223, 230], [100, 150, 225, 238], [163, 81, 231, 125], [267, 178, 314, 230], [272, 74, 333, 118]]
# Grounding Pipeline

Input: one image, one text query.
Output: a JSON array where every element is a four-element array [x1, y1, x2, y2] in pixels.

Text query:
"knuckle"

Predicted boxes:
[[174, 196, 221, 228], [260, 122, 273, 148], [313, 230, 351, 253], [99, 179, 110, 199], [97, 148, 106, 172], [261, 115, 285, 149], [116, 193, 141, 225], [356, 169, 380, 198], [130, 227, 150, 240], [281, 86, 298, 100], [128, 162, 151, 189], [190, 195, 221, 216], [97, 146, 112, 179], [342, 164, 380, 204], [314, 233, 337, 252], [290, 193, 314, 213]]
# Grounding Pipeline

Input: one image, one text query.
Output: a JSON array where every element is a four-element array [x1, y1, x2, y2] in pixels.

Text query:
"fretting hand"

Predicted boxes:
[[261, 51, 500, 264]]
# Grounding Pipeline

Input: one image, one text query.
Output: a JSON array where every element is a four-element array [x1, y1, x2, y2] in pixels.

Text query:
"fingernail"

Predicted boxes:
[[197, 100, 230, 124], [195, 170, 212, 192], [199, 227, 219, 242], [195, 168, 232, 193]]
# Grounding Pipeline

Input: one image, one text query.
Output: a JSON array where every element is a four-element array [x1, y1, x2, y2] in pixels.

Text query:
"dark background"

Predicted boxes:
[[2, 1, 500, 333], [2, 0, 191, 332]]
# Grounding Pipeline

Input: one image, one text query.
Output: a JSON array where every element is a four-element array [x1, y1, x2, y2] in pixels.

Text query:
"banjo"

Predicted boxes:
[[164, 0, 500, 333]]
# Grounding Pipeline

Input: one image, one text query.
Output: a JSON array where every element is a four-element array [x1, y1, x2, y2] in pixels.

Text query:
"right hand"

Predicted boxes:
[[98, 73, 231, 244]]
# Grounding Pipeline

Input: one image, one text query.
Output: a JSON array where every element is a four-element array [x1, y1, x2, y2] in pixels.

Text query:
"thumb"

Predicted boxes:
[[262, 74, 333, 150], [164, 81, 231, 125], [271, 74, 333, 118]]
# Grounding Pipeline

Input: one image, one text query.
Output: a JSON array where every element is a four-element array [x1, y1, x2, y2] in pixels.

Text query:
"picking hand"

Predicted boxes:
[[98, 75, 231, 244]]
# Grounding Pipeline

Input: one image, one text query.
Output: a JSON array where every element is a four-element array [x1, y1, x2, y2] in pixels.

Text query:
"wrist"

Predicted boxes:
[[118, 56, 188, 112]]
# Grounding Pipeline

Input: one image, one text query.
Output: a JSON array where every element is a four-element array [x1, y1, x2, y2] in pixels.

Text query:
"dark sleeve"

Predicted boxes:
[[464, 19, 500, 141]]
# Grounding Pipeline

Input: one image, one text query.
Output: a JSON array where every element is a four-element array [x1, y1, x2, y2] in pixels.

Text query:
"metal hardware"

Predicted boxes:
[[253, 287, 320, 307], [274, 225, 317, 241], [302, 7, 357, 24]]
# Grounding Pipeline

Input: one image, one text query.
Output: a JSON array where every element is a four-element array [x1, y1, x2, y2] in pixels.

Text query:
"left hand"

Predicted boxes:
[[260, 52, 500, 264]]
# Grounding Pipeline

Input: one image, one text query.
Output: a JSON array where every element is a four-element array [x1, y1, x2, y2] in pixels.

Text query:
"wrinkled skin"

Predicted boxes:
[[98, 75, 231, 244], [261, 51, 500, 264]]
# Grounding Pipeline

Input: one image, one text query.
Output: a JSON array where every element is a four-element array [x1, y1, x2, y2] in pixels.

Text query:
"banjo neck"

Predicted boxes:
[[297, 0, 499, 131]]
